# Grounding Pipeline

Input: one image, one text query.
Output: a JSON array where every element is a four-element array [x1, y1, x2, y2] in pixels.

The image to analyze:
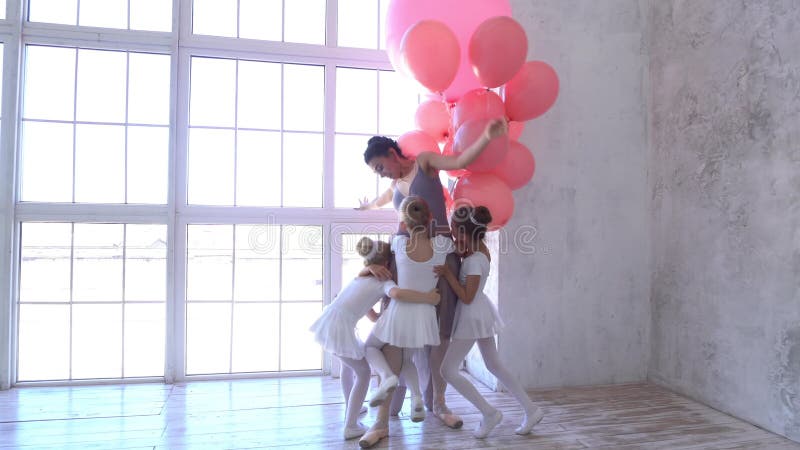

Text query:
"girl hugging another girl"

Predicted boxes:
[[309, 236, 439, 440], [434, 205, 545, 439], [362, 196, 454, 430]]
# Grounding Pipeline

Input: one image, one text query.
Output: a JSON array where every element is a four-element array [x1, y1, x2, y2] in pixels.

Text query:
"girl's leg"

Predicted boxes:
[[337, 356, 371, 439], [359, 347, 402, 448], [430, 252, 463, 428], [340, 363, 354, 405], [340, 363, 366, 415], [476, 336, 544, 435], [400, 349, 425, 422], [442, 338, 502, 438], [388, 379, 407, 416], [412, 346, 431, 407], [364, 335, 399, 406]]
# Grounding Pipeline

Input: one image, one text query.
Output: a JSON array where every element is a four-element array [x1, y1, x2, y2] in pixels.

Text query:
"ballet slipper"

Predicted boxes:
[[358, 427, 389, 448], [410, 395, 426, 422], [515, 407, 544, 435], [368, 375, 399, 407], [343, 422, 368, 440], [473, 410, 503, 439], [433, 404, 463, 429]]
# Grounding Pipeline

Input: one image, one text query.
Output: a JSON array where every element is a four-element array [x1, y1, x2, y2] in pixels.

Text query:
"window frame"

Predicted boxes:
[[1, 0, 402, 389]]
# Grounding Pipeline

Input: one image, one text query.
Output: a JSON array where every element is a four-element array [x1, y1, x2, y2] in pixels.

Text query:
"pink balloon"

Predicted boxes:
[[452, 89, 506, 131], [508, 121, 525, 140], [453, 118, 509, 173], [469, 17, 528, 88], [415, 100, 451, 143], [452, 173, 514, 230], [386, 0, 513, 102], [397, 130, 439, 160], [400, 20, 460, 93], [491, 140, 536, 190], [503, 61, 560, 121], [441, 139, 470, 179]]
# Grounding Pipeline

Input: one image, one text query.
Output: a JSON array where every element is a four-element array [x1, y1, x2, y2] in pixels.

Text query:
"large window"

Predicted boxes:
[[20, 46, 170, 204], [185, 224, 322, 374], [18, 223, 167, 381], [188, 57, 324, 207], [2, 0, 414, 386]]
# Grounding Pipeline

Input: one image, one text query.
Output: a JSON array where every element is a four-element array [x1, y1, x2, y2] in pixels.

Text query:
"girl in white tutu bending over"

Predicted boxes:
[[364, 196, 454, 424], [434, 205, 545, 439], [309, 237, 440, 440]]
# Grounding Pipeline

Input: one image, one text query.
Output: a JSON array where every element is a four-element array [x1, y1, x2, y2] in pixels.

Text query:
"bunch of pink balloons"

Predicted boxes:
[[388, 0, 559, 230]]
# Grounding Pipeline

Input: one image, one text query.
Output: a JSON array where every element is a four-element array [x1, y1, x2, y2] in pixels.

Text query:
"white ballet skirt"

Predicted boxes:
[[371, 235, 454, 348], [309, 276, 396, 360], [451, 252, 504, 340]]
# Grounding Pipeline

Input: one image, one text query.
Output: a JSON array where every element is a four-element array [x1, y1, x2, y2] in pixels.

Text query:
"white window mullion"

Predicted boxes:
[[323, 62, 335, 210], [325, 0, 338, 48], [164, 3, 183, 384], [169, 43, 192, 383], [169, 216, 188, 383], [0, 22, 23, 389], [321, 59, 336, 376]]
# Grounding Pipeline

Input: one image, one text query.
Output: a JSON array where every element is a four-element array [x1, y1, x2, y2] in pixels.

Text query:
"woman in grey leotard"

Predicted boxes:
[[356, 119, 507, 448]]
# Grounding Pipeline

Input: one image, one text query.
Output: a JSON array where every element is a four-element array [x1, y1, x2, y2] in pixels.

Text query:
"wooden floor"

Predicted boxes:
[[0, 374, 797, 449]]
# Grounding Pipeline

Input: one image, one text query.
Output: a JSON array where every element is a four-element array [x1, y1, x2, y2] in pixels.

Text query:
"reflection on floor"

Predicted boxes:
[[0, 373, 798, 449]]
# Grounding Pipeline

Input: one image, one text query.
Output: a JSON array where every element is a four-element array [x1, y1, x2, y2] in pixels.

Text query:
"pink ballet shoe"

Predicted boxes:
[[433, 405, 463, 429], [358, 427, 389, 448]]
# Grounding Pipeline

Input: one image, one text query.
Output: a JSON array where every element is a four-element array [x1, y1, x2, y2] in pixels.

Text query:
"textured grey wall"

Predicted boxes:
[[497, 0, 652, 387], [649, 0, 800, 442]]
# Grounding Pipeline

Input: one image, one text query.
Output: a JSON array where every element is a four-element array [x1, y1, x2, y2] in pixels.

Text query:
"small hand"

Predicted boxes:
[[433, 264, 449, 277], [427, 288, 441, 304], [367, 264, 392, 281], [355, 196, 371, 210], [483, 118, 508, 140]]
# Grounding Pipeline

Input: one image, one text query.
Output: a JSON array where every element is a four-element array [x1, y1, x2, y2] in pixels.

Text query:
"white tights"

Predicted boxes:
[[364, 334, 422, 399], [441, 337, 537, 417], [337, 355, 371, 429]]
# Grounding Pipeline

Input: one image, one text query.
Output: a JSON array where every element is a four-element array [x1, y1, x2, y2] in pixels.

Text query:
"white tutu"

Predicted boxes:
[[309, 304, 363, 360], [372, 301, 440, 348], [451, 293, 504, 340], [450, 251, 503, 340]]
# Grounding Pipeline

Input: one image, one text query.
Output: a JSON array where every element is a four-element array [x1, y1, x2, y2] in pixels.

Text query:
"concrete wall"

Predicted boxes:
[[649, 0, 800, 442], [496, 0, 652, 388]]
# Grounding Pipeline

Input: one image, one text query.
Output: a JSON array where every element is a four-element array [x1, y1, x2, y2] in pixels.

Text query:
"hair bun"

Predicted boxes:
[[356, 237, 374, 258], [473, 206, 492, 225]]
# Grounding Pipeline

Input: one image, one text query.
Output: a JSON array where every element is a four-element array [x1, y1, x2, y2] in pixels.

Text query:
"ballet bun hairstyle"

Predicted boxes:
[[356, 237, 391, 266], [451, 205, 492, 242], [363, 136, 408, 164], [399, 196, 431, 234]]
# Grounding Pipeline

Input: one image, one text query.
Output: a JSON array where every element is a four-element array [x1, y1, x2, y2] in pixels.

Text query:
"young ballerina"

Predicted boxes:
[[362, 196, 454, 426], [434, 205, 545, 438], [309, 237, 439, 440]]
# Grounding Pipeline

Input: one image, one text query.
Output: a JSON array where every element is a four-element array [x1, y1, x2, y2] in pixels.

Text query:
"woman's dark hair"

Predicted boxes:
[[364, 136, 408, 164], [451, 205, 492, 241]]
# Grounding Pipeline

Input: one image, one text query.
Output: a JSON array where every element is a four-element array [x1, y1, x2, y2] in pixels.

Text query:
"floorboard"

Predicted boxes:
[[0, 374, 797, 449]]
